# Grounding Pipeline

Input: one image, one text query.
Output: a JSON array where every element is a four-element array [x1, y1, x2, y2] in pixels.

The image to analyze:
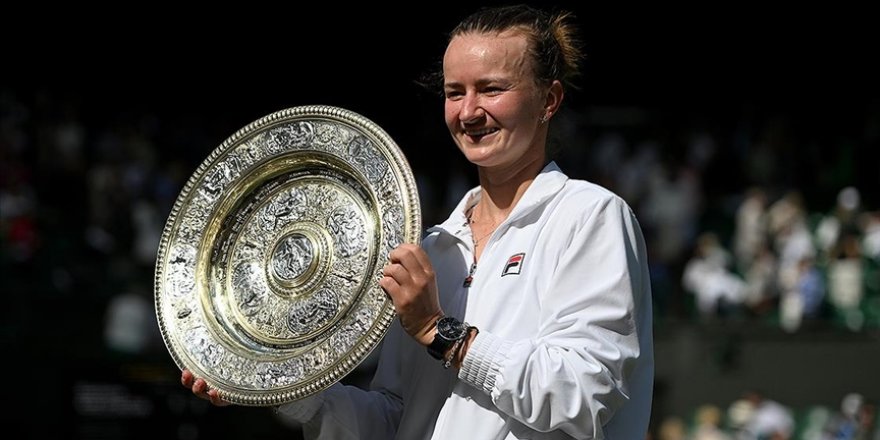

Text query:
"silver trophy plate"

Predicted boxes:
[[154, 106, 420, 406]]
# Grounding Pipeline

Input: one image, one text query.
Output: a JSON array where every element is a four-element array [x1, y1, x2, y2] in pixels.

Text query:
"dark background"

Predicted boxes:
[[2, 2, 878, 439]]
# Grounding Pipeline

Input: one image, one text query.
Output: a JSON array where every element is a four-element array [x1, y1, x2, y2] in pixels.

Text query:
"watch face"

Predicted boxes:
[[437, 316, 467, 341]]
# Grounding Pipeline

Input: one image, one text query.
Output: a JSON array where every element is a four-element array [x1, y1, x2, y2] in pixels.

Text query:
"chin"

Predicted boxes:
[[465, 155, 503, 168], [459, 147, 492, 164]]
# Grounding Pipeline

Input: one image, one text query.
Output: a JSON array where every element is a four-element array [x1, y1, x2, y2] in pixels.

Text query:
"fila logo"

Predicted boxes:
[[501, 253, 525, 277]]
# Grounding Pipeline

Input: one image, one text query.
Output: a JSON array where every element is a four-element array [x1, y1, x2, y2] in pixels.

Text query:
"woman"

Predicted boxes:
[[184, 5, 654, 439]]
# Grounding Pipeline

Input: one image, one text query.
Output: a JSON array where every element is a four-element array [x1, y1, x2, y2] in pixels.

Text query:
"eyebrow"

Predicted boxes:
[[443, 77, 512, 89]]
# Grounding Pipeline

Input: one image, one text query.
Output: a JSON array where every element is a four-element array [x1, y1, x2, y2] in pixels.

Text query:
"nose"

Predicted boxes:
[[459, 92, 484, 125]]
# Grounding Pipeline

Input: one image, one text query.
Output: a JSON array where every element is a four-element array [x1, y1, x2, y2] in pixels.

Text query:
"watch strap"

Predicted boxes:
[[427, 331, 452, 360], [427, 316, 468, 360]]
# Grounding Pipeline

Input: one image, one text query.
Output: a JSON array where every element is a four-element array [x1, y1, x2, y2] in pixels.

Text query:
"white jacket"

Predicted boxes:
[[279, 162, 654, 439]]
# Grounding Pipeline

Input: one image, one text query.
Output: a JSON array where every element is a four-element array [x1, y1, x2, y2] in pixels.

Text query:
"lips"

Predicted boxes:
[[464, 127, 499, 138]]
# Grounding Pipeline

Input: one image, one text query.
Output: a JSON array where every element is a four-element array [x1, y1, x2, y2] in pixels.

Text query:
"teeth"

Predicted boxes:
[[466, 128, 497, 136]]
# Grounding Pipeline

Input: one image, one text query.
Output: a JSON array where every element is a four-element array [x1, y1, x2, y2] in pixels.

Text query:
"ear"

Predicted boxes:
[[542, 80, 564, 120]]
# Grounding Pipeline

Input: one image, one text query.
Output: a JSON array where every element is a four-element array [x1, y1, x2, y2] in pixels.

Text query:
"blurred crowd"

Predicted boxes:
[[2, 86, 877, 438], [547, 103, 880, 333], [682, 187, 880, 332], [656, 391, 878, 440]]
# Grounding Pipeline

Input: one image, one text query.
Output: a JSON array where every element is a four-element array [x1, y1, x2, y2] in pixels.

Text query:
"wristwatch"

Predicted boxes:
[[427, 316, 469, 360]]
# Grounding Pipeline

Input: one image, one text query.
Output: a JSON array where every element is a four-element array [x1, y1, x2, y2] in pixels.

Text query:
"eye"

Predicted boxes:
[[444, 90, 464, 100], [483, 86, 505, 96]]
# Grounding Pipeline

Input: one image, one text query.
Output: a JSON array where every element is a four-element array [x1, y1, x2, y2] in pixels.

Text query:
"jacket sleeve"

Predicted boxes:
[[275, 320, 406, 439], [458, 196, 653, 439]]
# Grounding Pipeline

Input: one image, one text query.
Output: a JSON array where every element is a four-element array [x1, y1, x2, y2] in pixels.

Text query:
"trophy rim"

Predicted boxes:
[[154, 105, 420, 406]]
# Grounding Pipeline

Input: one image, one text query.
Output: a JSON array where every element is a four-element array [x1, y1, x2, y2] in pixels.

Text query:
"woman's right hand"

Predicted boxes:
[[379, 243, 444, 347], [181, 369, 231, 407]]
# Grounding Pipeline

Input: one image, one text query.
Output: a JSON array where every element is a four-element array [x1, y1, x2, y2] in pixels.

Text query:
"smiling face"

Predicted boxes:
[[443, 31, 561, 170]]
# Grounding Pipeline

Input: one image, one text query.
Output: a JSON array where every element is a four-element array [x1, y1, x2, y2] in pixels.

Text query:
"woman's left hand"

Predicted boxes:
[[181, 369, 231, 407], [379, 243, 443, 346]]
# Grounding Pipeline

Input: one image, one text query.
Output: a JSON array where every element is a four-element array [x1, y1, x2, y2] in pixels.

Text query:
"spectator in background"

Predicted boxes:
[[734, 187, 769, 272], [692, 404, 732, 440], [861, 212, 880, 261], [816, 187, 862, 259], [769, 191, 816, 308], [743, 243, 778, 317], [683, 232, 747, 319], [822, 392, 877, 440], [827, 232, 866, 331], [779, 256, 825, 332], [740, 390, 795, 440]]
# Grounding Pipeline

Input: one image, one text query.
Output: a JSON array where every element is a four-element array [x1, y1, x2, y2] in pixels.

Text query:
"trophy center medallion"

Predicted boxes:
[[272, 233, 314, 282]]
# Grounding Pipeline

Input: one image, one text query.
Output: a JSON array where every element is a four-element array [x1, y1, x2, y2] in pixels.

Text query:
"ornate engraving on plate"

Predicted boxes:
[[272, 233, 313, 281], [155, 106, 421, 406]]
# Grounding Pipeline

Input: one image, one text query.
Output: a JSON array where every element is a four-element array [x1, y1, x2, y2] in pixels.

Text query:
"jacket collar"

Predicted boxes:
[[428, 161, 569, 240]]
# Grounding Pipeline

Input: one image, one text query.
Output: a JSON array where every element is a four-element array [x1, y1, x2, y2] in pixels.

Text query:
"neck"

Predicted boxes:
[[475, 153, 546, 224]]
